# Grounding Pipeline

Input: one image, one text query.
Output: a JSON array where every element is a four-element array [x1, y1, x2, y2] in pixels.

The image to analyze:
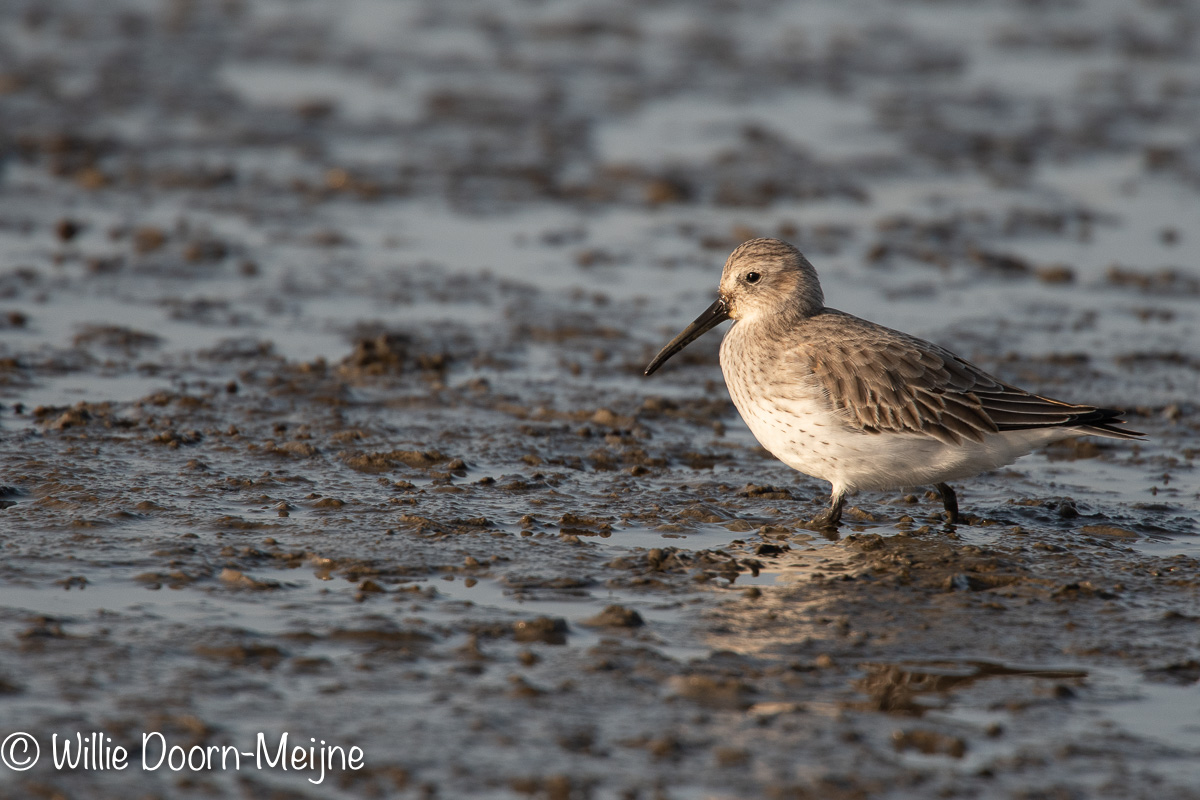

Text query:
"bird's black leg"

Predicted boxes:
[[810, 492, 845, 529], [934, 482, 959, 525]]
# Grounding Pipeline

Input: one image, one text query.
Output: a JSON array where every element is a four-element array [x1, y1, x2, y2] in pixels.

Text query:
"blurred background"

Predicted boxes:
[[1, 0, 1197, 394]]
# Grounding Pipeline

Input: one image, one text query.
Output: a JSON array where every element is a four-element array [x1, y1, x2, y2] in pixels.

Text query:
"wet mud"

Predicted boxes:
[[1, 0, 1199, 798]]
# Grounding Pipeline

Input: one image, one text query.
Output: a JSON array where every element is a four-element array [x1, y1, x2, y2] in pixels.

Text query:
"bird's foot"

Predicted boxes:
[[934, 482, 959, 526], [807, 512, 840, 531], [807, 494, 845, 531]]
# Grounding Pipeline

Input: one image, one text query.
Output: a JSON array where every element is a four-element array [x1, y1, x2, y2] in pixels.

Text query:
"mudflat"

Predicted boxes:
[[0, 1, 1197, 797]]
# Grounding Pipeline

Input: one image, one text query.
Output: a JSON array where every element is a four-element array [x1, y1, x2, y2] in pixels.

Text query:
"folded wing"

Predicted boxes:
[[800, 312, 1143, 445]]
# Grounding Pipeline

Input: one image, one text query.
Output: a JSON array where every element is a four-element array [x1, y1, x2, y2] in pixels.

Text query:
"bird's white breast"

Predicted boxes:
[[719, 322, 853, 484]]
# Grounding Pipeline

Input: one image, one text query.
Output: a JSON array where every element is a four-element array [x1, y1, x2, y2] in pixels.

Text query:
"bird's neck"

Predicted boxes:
[[738, 303, 825, 336]]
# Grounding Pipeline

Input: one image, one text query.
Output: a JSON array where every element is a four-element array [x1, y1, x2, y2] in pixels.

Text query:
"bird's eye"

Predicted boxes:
[[745, 271, 761, 284]]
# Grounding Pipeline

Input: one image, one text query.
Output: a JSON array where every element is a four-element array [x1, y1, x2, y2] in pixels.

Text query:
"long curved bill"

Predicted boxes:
[[644, 297, 730, 376]]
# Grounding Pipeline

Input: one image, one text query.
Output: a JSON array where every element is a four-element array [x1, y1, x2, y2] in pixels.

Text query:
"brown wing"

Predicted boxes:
[[800, 311, 1142, 445]]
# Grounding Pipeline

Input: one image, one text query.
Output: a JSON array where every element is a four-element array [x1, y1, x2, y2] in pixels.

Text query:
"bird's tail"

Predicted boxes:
[[1074, 411, 1145, 441]]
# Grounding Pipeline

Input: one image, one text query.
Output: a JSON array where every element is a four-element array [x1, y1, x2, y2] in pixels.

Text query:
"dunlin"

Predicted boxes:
[[645, 238, 1142, 528]]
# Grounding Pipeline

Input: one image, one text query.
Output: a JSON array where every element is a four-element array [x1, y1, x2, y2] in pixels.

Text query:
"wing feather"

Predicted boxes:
[[794, 310, 1142, 442]]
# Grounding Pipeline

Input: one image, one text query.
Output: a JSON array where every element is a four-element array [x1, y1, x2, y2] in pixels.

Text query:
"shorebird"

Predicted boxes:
[[644, 238, 1142, 528]]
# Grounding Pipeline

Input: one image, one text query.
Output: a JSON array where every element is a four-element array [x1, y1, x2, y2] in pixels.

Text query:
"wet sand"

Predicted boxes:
[[1, 0, 1199, 797]]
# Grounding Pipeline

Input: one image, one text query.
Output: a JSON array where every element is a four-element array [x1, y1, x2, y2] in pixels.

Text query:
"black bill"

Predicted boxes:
[[644, 297, 731, 376]]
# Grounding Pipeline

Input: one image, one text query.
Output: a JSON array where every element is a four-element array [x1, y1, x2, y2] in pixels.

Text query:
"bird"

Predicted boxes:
[[644, 238, 1143, 529]]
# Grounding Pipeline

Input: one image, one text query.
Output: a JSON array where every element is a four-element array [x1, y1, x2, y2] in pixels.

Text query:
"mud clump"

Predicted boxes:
[[738, 484, 794, 500], [892, 729, 968, 758], [668, 675, 754, 710], [193, 643, 287, 670], [72, 325, 162, 352], [341, 333, 409, 376], [341, 449, 449, 473], [513, 617, 569, 645], [581, 605, 644, 628], [218, 568, 282, 590]]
